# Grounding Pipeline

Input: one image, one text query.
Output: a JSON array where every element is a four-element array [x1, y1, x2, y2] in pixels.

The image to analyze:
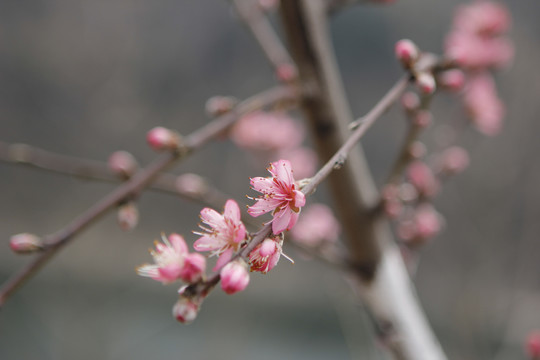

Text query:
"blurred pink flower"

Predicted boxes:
[[137, 233, 204, 284], [193, 199, 246, 271], [231, 111, 304, 152], [453, 1, 511, 36], [445, 1, 513, 69], [463, 72, 505, 136], [248, 160, 306, 234], [407, 161, 439, 197], [220, 260, 250, 294], [397, 204, 442, 243], [527, 331, 540, 359], [249, 236, 283, 273], [290, 204, 340, 247], [172, 297, 201, 324], [277, 147, 317, 179]]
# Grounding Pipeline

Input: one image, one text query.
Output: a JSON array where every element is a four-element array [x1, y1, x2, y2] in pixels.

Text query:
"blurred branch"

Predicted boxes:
[[279, 1, 447, 358], [230, 0, 298, 78], [0, 141, 227, 204], [0, 84, 298, 307]]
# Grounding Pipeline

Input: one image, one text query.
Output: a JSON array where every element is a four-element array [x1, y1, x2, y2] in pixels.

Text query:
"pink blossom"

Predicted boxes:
[[193, 199, 246, 270], [290, 204, 340, 247], [463, 72, 505, 136], [445, 2, 513, 69], [416, 72, 436, 94], [179, 253, 207, 283], [248, 159, 306, 234], [445, 31, 513, 69], [137, 233, 190, 284], [220, 260, 250, 294], [249, 236, 284, 273], [230, 111, 304, 152], [407, 161, 439, 197]]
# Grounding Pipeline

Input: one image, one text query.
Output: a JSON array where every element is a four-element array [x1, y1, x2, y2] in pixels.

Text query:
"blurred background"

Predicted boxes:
[[1, 1, 539, 359]]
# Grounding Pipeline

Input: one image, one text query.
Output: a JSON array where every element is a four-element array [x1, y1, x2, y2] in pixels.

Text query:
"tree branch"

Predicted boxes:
[[279, 1, 447, 358], [0, 84, 298, 307]]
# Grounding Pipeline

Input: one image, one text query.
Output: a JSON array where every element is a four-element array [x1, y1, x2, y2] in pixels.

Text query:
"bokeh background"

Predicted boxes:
[[1, 1, 539, 359]]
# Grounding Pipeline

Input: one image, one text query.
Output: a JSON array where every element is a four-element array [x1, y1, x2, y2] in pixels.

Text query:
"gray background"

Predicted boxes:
[[1, 1, 539, 359]]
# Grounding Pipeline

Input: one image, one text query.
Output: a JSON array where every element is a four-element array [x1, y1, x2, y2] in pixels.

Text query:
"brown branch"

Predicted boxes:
[[231, 0, 297, 77], [0, 141, 227, 204], [279, 1, 447, 359], [0, 84, 298, 307]]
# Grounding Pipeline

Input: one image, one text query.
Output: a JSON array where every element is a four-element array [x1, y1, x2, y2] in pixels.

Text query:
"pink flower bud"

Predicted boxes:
[[108, 151, 137, 178], [438, 69, 466, 92], [413, 110, 432, 128], [407, 161, 439, 197], [401, 92, 420, 112], [117, 202, 139, 231], [416, 72, 436, 94], [146, 127, 180, 151], [414, 204, 442, 241], [179, 253, 206, 283], [176, 173, 207, 196], [220, 260, 250, 295], [527, 331, 540, 359], [408, 141, 427, 159], [172, 297, 200, 324], [205, 96, 237, 117], [440, 146, 470, 175], [384, 199, 403, 219], [9, 233, 43, 254], [276, 63, 298, 83], [395, 39, 419, 67]]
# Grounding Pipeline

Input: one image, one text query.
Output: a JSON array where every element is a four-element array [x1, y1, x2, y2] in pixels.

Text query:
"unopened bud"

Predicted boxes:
[[176, 173, 208, 197], [395, 39, 419, 67], [108, 151, 138, 178], [527, 331, 540, 359], [146, 127, 180, 151], [172, 297, 201, 324], [438, 69, 465, 92], [276, 63, 298, 83], [407, 161, 439, 197], [220, 260, 250, 295], [205, 96, 237, 117], [401, 92, 420, 112], [10, 233, 43, 254], [440, 146, 470, 175], [416, 72, 436, 94], [117, 202, 139, 231], [408, 141, 427, 159], [413, 110, 432, 128]]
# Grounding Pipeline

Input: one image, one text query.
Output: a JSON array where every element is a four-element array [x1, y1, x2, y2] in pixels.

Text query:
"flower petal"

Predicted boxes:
[[224, 199, 241, 223], [193, 235, 225, 252], [213, 248, 234, 272]]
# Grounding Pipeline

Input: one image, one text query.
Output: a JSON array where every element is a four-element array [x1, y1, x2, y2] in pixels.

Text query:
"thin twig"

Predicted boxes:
[[0, 84, 298, 307], [183, 75, 409, 299], [231, 0, 297, 76]]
